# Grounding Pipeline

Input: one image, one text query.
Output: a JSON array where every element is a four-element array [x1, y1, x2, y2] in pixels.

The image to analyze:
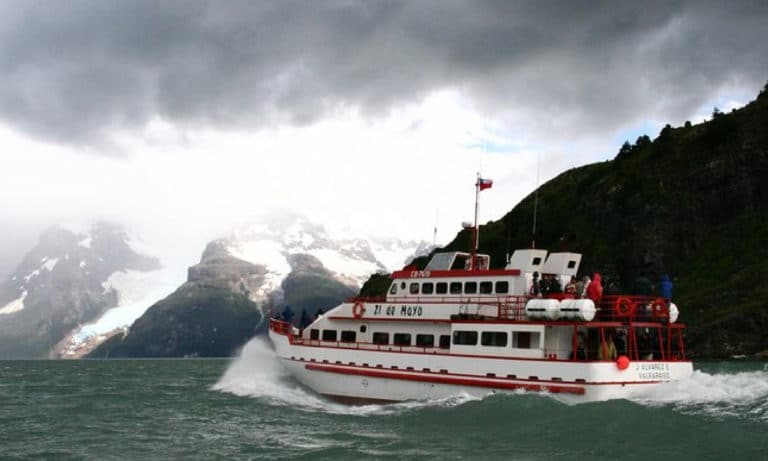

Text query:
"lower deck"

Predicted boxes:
[[269, 325, 694, 402]]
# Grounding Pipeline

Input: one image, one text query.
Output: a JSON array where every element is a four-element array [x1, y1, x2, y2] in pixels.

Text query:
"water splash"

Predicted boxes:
[[211, 338, 481, 416], [630, 368, 768, 421]]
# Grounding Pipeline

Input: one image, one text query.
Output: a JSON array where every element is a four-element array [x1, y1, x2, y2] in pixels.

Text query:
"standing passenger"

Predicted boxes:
[[599, 331, 617, 360], [565, 276, 577, 296], [586, 273, 603, 304], [660, 274, 673, 302], [530, 272, 542, 297]]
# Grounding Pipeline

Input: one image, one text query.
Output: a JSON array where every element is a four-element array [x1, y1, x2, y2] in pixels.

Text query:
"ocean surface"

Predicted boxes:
[[2, 340, 767, 460]]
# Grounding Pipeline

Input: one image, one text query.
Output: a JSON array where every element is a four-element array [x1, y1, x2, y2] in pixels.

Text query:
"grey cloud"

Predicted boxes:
[[0, 0, 766, 148]]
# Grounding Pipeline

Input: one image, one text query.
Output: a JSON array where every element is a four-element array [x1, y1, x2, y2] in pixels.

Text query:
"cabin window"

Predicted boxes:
[[422, 282, 434, 294], [512, 331, 541, 349], [416, 334, 434, 347], [410, 283, 420, 295], [400, 282, 406, 290], [439, 335, 451, 349], [450, 282, 462, 294], [322, 330, 337, 342], [309, 329, 319, 340], [389, 283, 398, 295], [495, 281, 509, 294], [359, 325, 367, 333], [436, 282, 448, 294], [481, 331, 508, 347], [452, 330, 478, 345], [532, 257, 542, 265], [393, 333, 412, 346], [479, 281, 493, 294], [340, 330, 356, 343], [567, 260, 576, 269], [464, 282, 477, 294], [372, 332, 389, 345]]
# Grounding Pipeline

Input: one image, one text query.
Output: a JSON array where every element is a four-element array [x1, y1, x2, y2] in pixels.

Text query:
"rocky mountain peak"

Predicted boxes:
[[0, 223, 162, 358]]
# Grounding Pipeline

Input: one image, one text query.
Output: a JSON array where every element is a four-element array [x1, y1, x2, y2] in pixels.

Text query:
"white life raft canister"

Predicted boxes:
[[524, 299, 560, 320], [557, 299, 596, 322]]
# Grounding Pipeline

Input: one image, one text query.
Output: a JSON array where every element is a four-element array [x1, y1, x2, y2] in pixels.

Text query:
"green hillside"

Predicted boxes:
[[385, 84, 768, 358]]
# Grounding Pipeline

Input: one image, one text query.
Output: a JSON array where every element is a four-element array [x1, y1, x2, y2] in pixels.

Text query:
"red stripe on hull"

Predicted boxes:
[[304, 363, 586, 395], [319, 394, 399, 405]]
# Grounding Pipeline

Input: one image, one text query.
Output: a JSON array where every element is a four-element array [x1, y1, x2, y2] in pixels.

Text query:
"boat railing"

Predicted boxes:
[[283, 334, 687, 362], [269, 318, 294, 336], [595, 295, 673, 322]]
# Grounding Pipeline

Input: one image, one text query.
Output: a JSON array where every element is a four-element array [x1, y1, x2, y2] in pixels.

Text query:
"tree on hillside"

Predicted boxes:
[[615, 141, 633, 160], [635, 135, 651, 148], [658, 124, 673, 141]]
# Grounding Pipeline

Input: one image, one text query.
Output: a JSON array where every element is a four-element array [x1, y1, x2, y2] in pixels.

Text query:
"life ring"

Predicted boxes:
[[352, 301, 366, 319], [614, 297, 635, 317], [651, 298, 668, 319]]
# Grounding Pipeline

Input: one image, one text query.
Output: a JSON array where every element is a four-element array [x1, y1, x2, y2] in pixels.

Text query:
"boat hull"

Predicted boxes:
[[269, 329, 694, 403]]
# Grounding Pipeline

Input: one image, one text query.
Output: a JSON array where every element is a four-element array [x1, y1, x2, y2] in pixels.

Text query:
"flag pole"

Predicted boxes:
[[473, 172, 480, 271]]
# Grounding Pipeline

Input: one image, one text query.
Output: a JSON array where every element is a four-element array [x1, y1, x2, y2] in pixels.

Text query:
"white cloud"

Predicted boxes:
[[0, 85, 756, 268]]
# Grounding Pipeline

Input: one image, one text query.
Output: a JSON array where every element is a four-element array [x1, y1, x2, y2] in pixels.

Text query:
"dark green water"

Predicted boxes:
[[2, 340, 767, 460]]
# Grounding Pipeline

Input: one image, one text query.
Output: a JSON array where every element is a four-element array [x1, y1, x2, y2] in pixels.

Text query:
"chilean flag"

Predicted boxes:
[[477, 177, 493, 191]]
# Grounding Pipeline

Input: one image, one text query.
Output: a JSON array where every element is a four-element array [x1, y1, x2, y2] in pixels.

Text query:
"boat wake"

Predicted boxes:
[[211, 338, 481, 416], [213, 340, 768, 420], [629, 366, 768, 421]]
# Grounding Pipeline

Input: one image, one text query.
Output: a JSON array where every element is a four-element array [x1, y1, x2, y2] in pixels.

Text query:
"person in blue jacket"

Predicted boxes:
[[282, 305, 295, 325], [660, 275, 673, 302]]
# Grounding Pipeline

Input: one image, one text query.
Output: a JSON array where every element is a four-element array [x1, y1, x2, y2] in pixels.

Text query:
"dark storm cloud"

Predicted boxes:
[[0, 0, 766, 147]]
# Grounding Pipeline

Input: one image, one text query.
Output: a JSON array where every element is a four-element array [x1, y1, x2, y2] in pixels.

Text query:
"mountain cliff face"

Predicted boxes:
[[389, 86, 768, 358], [0, 223, 160, 358], [90, 213, 427, 357]]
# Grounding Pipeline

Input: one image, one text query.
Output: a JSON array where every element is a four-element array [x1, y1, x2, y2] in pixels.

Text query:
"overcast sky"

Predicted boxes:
[[1, 0, 767, 274]]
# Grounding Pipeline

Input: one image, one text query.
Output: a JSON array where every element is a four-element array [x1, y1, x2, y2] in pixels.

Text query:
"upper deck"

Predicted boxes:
[[388, 249, 582, 302]]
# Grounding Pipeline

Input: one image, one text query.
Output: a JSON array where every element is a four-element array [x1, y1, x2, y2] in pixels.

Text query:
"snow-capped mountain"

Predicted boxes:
[[88, 211, 431, 358], [0, 223, 170, 358], [1, 212, 431, 359], [224, 210, 432, 297]]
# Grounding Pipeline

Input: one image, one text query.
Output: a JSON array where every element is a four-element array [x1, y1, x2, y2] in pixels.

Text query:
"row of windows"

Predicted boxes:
[[308, 328, 539, 349], [391, 280, 510, 296], [453, 330, 540, 349]]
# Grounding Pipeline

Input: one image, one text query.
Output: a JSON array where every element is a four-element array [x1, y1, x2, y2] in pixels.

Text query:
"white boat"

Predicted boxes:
[[269, 179, 693, 403]]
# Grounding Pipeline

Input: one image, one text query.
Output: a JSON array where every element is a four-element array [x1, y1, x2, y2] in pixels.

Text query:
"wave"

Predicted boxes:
[[211, 338, 481, 416], [214, 342, 768, 421], [630, 367, 768, 421]]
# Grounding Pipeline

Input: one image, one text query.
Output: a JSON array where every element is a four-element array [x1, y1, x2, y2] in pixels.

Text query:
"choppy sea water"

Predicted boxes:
[[1, 340, 767, 460]]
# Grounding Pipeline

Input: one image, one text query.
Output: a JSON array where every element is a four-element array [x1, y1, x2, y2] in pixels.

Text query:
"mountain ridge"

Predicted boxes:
[[377, 84, 768, 358]]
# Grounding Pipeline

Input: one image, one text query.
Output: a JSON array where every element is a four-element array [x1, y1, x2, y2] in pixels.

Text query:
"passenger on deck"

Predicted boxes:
[[282, 305, 295, 325], [586, 273, 603, 303], [638, 329, 653, 360], [660, 274, 673, 302], [576, 275, 590, 299], [615, 329, 627, 356], [631, 275, 653, 296], [299, 310, 311, 329], [530, 272, 542, 297], [575, 332, 587, 360], [604, 278, 620, 296], [549, 276, 563, 294], [314, 307, 324, 321], [598, 331, 617, 360], [565, 276, 577, 296]]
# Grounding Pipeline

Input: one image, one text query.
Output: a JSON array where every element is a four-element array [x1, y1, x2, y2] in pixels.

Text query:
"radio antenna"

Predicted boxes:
[[433, 207, 439, 247], [505, 215, 512, 264], [531, 152, 542, 249]]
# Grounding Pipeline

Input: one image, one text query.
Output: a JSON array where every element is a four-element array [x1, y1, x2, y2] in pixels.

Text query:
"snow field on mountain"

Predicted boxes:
[[65, 268, 181, 350], [0, 291, 27, 315]]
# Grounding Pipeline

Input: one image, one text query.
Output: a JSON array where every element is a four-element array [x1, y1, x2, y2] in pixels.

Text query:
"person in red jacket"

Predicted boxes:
[[586, 272, 603, 304]]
